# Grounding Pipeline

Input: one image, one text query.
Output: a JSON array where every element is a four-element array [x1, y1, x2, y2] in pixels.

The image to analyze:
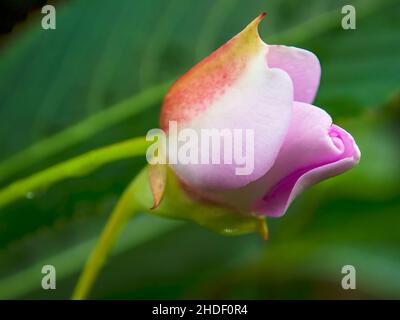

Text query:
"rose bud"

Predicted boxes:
[[152, 13, 360, 220]]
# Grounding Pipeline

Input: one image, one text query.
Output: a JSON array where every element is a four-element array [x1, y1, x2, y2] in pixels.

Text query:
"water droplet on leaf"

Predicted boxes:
[[26, 191, 35, 199]]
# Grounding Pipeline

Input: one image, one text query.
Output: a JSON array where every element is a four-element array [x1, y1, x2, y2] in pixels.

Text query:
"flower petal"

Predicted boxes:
[[267, 45, 321, 104], [162, 14, 294, 190], [161, 13, 268, 130], [205, 102, 360, 215], [252, 102, 360, 216], [170, 54, 293, 190]]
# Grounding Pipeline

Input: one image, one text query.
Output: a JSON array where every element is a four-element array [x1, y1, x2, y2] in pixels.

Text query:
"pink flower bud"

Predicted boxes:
[[159, 14, 360, 217]]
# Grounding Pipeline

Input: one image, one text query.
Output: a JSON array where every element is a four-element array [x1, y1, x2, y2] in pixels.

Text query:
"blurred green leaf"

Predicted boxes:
[[0, 214, 183, 299]]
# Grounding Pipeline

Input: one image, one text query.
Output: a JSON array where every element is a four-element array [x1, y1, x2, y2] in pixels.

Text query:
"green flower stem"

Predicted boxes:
[[72, 178, 139, 300], [0, 137, 150, 210], [0, 81, 171, 184]]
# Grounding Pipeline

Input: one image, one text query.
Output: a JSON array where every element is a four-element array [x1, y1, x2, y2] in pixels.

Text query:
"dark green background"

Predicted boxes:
[[0, 0, 399, 299]]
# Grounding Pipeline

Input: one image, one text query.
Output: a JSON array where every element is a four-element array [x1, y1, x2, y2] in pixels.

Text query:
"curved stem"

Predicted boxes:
[[0, 82, 170, 184], [0, 137, 150, 210], [72, 178, 139, 300]]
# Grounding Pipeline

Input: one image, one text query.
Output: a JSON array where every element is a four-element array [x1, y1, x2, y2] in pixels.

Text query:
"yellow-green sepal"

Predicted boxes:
[[131, 165, 268, 238]]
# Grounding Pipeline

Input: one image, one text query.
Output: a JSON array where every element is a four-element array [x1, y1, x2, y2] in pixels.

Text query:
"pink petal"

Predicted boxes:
[[252, 102, 360, 216], [164, 15, 295, 190], [255, 157, 359, 217], [267, 45, 321, 104], [170, 52, 293, 190], [204, 102, 360, 216]]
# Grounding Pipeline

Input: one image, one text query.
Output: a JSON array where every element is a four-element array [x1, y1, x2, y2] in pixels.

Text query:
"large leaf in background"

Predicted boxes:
[[0, 0, 399, 299], [1, 0, 398, 161]]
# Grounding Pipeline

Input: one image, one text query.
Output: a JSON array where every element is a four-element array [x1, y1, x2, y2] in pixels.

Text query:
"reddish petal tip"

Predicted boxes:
[[253, 12, 267, 26], [259, 12, 267, 19]]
